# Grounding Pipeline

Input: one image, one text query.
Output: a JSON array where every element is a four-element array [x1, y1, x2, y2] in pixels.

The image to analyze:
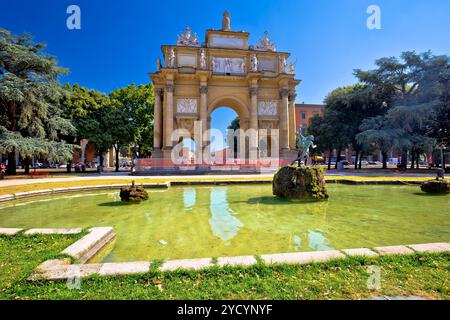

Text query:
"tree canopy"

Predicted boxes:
[[0, 29, 76, 174]]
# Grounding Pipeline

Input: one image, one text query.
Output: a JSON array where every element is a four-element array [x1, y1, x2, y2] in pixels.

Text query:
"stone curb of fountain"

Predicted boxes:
[[0, 227, 23, 235], [25, 228, 83, 235], [24, 237, 450, 280], [0, 183, 170, 202], [61, 227, 115, 263]]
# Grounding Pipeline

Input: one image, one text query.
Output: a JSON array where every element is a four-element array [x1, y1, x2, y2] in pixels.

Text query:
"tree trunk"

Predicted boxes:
[[354, 150, 359, 170], [358, 152, 363, 169], [115, 146, 120, 172], [327, 149, 332, 170], [99, 154, 104, 173], [6, 150, 16, 175], [410, 149, 415, 169], [66, 160, 72, 173], [335, 148, 341, 169], [382, 151, 388, 169], [24, 156, 31, 175]]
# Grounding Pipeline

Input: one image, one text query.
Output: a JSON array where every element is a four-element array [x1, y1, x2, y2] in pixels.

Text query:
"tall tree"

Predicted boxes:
[[355, 51, 450, 169], [324, 84, 387, 168], [307, 111, 349, 170], [0, 29, 75, 174], [109, 83, 154, 158]]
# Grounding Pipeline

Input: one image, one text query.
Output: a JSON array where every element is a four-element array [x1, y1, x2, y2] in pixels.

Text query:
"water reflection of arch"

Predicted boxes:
[[208, 188, 242, 241]]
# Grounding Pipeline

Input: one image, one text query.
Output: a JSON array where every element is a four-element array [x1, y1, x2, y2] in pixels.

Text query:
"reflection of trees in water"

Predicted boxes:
[[209, 188, 242, 241]]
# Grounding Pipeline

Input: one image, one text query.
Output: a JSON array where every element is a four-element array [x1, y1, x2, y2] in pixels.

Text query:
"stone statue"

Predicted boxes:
[[167, 48, 175, 68], [288, 59, 297, 74], [251, 54, 258, 72], [156, 57, 161, 71], [177, 26, 198, 46], [222, 11, 231, 31], [294, 131, 316, 165], [280, 56, 287, 73], [200, 49, 207, 69]]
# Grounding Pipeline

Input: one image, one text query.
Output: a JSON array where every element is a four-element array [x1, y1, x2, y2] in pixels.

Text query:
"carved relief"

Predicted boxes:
[[258, 101, 277, 116], [178, 118, 195, 132], [259, 120, 278, 130], [177, 98, 197, 114], [212, 57, 245, 74]]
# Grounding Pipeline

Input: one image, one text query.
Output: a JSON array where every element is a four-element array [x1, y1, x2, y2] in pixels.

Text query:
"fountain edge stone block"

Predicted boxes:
[[61, 227, 115, 263]]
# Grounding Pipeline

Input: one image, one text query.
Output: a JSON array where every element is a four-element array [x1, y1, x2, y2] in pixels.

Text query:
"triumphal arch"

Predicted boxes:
[[148, 11, 300, 171]]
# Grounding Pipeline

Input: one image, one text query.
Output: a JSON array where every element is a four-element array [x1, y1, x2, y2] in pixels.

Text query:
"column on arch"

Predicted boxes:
[[288, 92, 297, 149], [153, 87, 164, 152], [279, 87, 290, 150], [249, 85, 259, 162], [163, 83, 174, 149]]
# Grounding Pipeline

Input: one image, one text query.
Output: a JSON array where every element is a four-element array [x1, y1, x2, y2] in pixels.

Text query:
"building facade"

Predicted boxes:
[[148, 12, 300, 168], [295, 103, 325, 133]]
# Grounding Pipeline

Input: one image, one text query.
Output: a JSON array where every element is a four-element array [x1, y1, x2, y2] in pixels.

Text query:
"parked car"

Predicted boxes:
[[58, 164, 67, 168]]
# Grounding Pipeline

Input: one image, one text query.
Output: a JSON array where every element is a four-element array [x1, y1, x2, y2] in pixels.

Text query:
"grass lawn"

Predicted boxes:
[[0, 234, 448, 300]]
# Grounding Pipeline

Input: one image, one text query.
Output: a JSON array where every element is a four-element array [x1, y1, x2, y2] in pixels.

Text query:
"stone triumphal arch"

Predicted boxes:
[[148, 11, 300, 170]]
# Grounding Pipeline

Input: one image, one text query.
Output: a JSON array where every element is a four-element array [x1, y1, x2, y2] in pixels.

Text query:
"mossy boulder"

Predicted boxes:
[[273, 165, 329, 200], [420, 180, 449, 194], [120, 183, 149, 202]]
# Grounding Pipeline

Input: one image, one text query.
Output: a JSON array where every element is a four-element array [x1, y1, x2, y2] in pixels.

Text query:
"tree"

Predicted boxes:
[[324, 84, 387, 169], [357, 116, 394, 168], [102, 103, 134, 172], [109, 83, 154, 158], [0, 29, 76, 175], [355, 51, 450, 169], [307, 111, 349, 170], [60, 83, 111, 171], [226, 116, 240, 155]]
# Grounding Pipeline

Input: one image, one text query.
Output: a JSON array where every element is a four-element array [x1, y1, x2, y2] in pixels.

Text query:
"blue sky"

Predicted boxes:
[[3, 0, 450, 150]]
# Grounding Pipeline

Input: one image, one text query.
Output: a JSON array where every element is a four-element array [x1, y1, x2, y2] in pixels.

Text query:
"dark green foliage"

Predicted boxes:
[[273, 165, 328, 199], [0, 29, 76, 174]]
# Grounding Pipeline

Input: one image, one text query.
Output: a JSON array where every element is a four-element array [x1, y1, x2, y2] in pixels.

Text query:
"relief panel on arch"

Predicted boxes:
[[258, 100, 277, 116], [177, 98, 198, 114]]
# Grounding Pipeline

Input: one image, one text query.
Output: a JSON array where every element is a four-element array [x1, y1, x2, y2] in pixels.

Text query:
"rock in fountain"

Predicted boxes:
[[272, 132, 328, 200], [120, 181, 149, 202], [273, 164, 328, 200], [420, 169, 449, 194]]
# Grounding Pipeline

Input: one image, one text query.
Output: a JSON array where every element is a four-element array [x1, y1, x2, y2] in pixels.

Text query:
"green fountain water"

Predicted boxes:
[[0, 184, 448, 262]]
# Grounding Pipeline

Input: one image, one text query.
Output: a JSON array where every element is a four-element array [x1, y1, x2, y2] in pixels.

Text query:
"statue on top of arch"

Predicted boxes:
[[177, 26, 199, 46], [256, 31, 276, 52]]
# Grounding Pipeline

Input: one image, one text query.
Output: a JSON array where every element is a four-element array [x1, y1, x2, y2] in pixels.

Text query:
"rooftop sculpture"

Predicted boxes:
[[177, 26, 199, 46]]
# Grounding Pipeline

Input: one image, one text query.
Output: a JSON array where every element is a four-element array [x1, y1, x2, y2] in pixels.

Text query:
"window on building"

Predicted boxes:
[[301, 112, 306, 120], [312, 111, 319, 116]]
